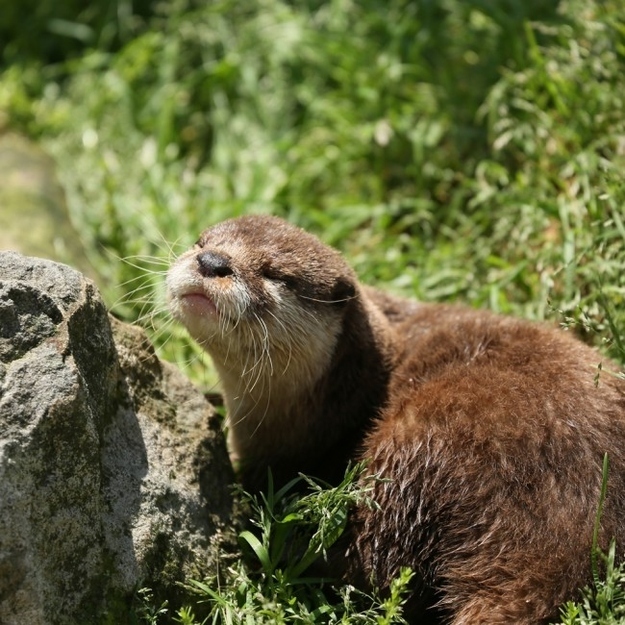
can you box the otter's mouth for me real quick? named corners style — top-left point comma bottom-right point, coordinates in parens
top-left (179, 292), bottom-right (218, 316)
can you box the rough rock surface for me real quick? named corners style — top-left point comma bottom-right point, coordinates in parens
top-left (0, 251), bottom-right (237, 625)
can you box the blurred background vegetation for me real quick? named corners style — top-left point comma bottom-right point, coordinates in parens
top-left (1, 0), bottom-right (624, 383)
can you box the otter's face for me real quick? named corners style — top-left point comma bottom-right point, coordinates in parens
top-left (166, 216), bottom-right (357, 388)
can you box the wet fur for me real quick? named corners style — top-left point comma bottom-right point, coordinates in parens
top-left (167, 215), bottom-right (625, 624)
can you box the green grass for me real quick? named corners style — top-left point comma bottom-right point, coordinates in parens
top-left (134, 466), bottom-right (414, 625)
top-left (2, 0), bottom-right (625, 622)
top-left (556, 456), bottom-right (625, 625)
top-left (131, 462), bottom-right (625, 625)
top-left (184, 467), bottom-right (413, 625)
top-left (557, 541), bottom-right (625, 625)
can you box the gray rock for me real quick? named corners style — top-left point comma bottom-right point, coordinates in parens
top-left (0, 251), bottom-right (237, 624)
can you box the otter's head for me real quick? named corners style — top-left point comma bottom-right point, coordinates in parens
top-left (167, 215), bottom-right (358, 405)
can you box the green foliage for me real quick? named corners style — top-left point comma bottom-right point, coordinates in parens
top-left (183, 467), bottom-right (412, 624)
top-left (0, 0), bottom-right (156, 64)
top-left (2, 1), bottom-right (625, 617)
top-left (237, 466), bottom-right (375, 580)
top-left (135, 587), bottom-right (169, 625)
top-left (557, 541), bottom-right (625, 625)
top-left (2, 0), bottom-right (623, 384)
top-left (133, 467), bottom-right (413, 624)
top-left (1, 0), bottom-right (624, 328)
top-left (554, 456), bottom-right (625, 625)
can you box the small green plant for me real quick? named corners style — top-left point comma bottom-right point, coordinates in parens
top-left (557, 541), bottom-right (625, 625)
top-left (135, 587), bottom-right (169, 625)
top-left (179, 465), bottom-right (413, 624)
top-left (173, 605), bottom-right (199, 625)
top-left (555, 456), bottom-right (625, 625)
top-left (237, 465), bottom-right (375, 581)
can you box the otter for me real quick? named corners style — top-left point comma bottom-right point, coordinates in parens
top-left (167, 214), bottom-right (625, 624)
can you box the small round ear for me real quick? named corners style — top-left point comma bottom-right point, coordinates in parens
top-left (331, 278), bottom-right (356, 305)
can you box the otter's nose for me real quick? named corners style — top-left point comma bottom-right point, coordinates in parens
top-left (197, 251), bottom-right (234, 278)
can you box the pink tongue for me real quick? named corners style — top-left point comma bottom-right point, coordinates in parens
top-left (182, 293), bottom-right (217, 315)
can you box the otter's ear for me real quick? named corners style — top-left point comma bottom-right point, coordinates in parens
top-left (331, 278), bottom-right (356, 305)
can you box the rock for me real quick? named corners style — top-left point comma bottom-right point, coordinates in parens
top-left (0, 132), bottom-right (96, 281)
top-left (0, 251), bottom-right (237, 625)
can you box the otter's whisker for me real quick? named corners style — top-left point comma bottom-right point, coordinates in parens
top-left (266, 309), bottom-right (294, 374)
top-left (299, 294), bottom-right (358, 304)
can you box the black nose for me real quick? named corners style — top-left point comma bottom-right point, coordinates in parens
top-left (197, 251), bottom-right (234, 278)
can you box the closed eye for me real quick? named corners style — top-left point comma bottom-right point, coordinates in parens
top-left (262, 267), bottom-right (297, 289)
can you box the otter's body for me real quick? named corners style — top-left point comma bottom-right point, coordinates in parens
top-left (167, 215), bottom-right (625, 624)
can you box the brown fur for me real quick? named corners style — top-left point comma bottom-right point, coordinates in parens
top-left (167, 215), bottom-right (625, 624)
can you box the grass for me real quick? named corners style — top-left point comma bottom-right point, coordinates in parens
top-left (2, 0), bottom-right (625, 622)
top-left (132, 466), bottom-right (415, 624)
top-left (556, 456), bottom-right (625, 625)
top-left (181, 467), bottom-right (414, 625)
top-left (557, 541), bottom-right (625, 625)
top-left (130, 461), bottom-right (625, 625)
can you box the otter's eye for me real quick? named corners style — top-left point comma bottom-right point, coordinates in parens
top-left (262, 266), bottom-right (297, 289)
top-left (261, 264), bottom-right (279, 280)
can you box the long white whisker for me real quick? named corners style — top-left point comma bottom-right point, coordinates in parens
top-left (266, 309), bottom-right (293, 374)
top-left (298, 294), bottom-right (357, 304)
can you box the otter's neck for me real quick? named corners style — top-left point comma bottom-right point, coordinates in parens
top-left (219, 290), bottom-right (397, 486)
